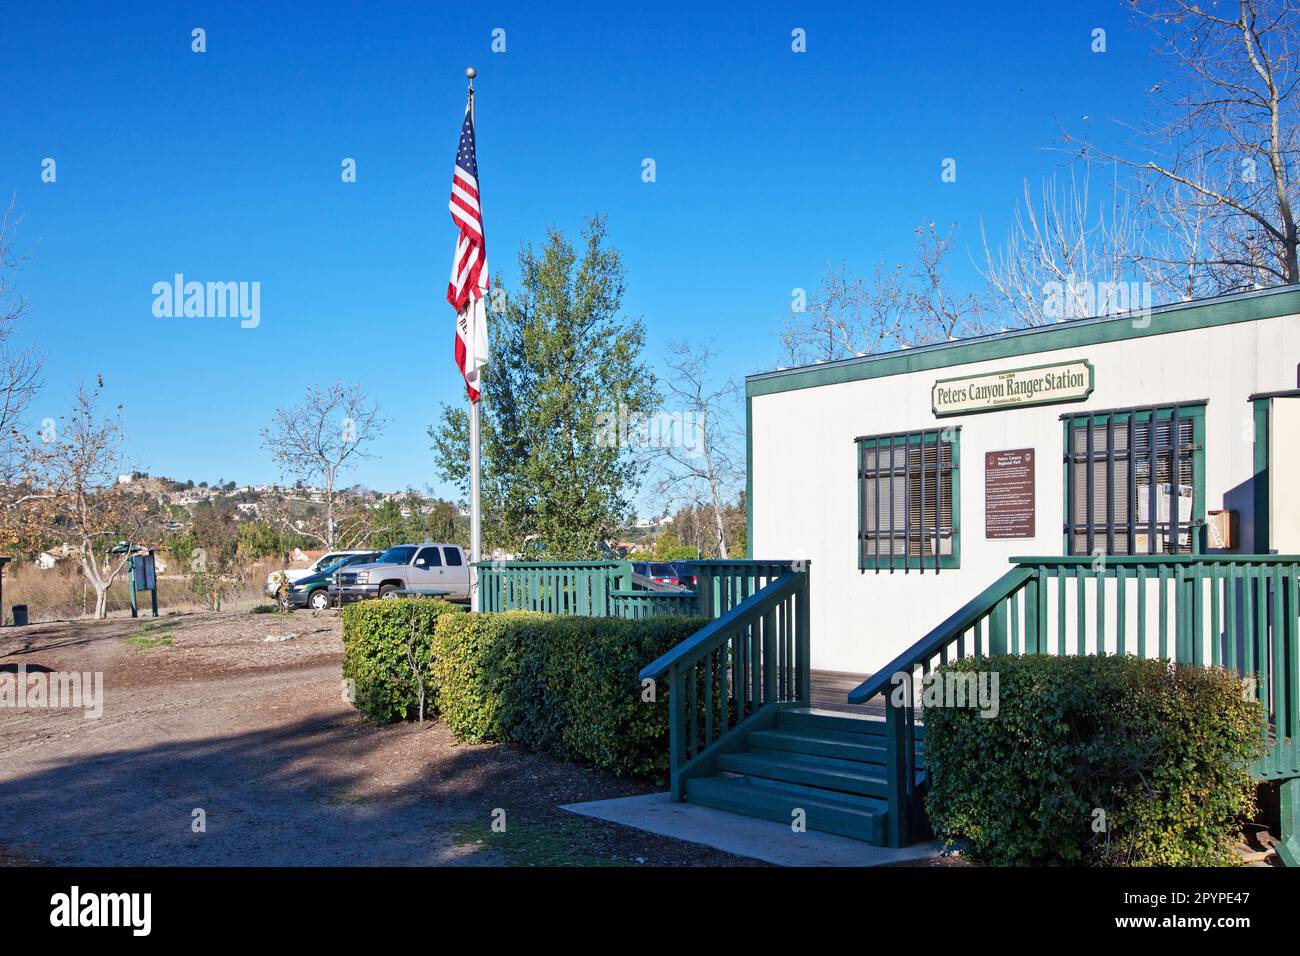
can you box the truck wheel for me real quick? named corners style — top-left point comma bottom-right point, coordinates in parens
top-left (308, 589), bottom-right (331, 611)
top-left (379, 585), bottom-right (400, 599)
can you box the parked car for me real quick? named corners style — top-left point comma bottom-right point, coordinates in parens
top-left (264, 549), bottom-right (376, 597)
top-left (280, 551), bottom-right (380, 610)
top-left (670, 561), bottom-right (698, 588)
top-left (633, 561), bottom-right (688, 587)
top-left (331, 543), bottom-right (470, 603)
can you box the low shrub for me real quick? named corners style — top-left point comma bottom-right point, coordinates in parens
top-left (342, 598), bottom-right (465, 723)
top-left (923, 654), bottom-right (1265, 866)
top-left (432, 612), bottom-right (707, 779)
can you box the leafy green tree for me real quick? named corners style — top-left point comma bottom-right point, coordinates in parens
top-left (369, 498), bottom-right (406, 550)
top-left (431, 215), bottom-right (657, 558)
top-left (420, 498), bottom-right (464, 544)
top-left (237, 519), bottom-right (282, 558)
top-left (651, 530), bottom-right (696, 561)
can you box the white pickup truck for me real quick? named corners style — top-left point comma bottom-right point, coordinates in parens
top-left (331, 543), bottom-right (470, 603)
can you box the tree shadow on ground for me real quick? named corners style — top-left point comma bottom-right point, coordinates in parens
top-left (0, 709), bottom-right (660, 866)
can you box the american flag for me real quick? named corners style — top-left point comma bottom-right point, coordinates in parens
top-left (447, 100), bottom-right (490, 402)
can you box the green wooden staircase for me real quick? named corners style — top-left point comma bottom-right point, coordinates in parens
top-left (640, 556), bottom-right (1300, 862)
top-left (639, 562), bottom-right (929, 847)
top-left (684, 706), bottom-right (924, 845)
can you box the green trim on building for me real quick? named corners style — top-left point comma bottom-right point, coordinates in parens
top-left (1253, 397), bottom-right (1271, 554)
top-left (746, 286), bottom-right (1300, 399)
top-left (746, 285), bottom-right (1300, 562)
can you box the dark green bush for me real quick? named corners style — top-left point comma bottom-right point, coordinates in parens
top-left (432, 612), bottom-right (707, 779)
top-left (924, 654), bottom-right (1265, 866)
top-left (342, 598), bottom-right (464, 723)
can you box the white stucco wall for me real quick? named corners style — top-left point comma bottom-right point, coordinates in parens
top-left (1271, 396), bottom-right (1300, 553)
top-left (750, 308), bottom-right (1300, 675)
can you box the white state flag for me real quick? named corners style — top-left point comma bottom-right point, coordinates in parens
top-left (456, 293), bottom-right (490, 401)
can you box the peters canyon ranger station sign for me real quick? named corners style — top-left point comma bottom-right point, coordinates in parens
top-left (932, 359), bottom-right (1094, 417)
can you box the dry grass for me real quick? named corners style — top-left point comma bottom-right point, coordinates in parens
top-left (1, 555), bottom-right (284, 623)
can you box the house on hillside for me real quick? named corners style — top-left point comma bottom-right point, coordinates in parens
top-left (34, 543), bottom-right (77, 570)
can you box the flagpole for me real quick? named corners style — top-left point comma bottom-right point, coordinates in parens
top-left (466, 66), bottom-right (483, 611)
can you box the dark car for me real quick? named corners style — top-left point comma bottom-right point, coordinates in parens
top-left (669, 561), bottom-right (698, 588)
top-left (282, 551), bottom-right (381, 610)
top-left (634, 561), bottom-right (686, 586)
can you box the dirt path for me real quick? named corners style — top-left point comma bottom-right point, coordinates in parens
top-left (0, 610), bottom-right (760, 866)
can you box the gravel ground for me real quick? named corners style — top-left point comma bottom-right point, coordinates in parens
top-left (0, 609), bottom-right (762, 866)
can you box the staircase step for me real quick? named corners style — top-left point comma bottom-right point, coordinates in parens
top-left (777, 706), bottom-right (926, 739)
top-left (748, 728), bottom-right (923, 764)
top-left (718, 750), bottom-right (889, 798)
top-left (750, 728), bottom-right (886, 763)
top-left (685, 775), bottom-right (887, 844)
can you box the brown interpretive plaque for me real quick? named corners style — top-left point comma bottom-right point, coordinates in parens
top-left (985, 448), bottom-right (1035, 539)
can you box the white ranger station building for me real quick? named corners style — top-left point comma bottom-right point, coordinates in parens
top-left (746, 285), bottom-right (1300, 674)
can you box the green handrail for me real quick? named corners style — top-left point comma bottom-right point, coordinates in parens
top-left (640, 565), bottom-right (811, 799)
top-left (847, 566), bottom-right (1035, 705)
top-left (846, 564), bottom-right (1034, 846)
top-left (848, 553), bottom-right (1300, 848)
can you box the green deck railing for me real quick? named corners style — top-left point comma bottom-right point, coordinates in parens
top-left (692, 561), bottom-right (799, 619)
top-left (474, 561), bottom-right (632, 616)
top-left (474, 558), bottom-right (801, 621)
top-left (639, 564), bottom-right (811, 799)
top-left (847, 555), bottom-right (1300, 854)
top-left (609, 590), bottom-right (698, 619)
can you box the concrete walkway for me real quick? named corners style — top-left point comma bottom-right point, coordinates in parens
top-left (562, 792), bottom-right (944, 867)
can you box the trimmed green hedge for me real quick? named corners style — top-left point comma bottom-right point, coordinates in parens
top-left (924, 654), bottom-right (1265, 866)
top-left (432, 612), bottom-right (707, 779)
top-left (341, 598), bottom-right (465, 723)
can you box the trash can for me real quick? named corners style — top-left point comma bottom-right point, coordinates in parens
top-left (11, 604), bottom-right (28, 626)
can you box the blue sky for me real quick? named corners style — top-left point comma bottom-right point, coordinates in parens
top-left (1, 1), bottom-right (1161, 508)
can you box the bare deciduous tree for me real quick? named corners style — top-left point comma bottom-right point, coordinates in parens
top-left (0, 196), bottom-right (42, 491)
top-left (780, 261), bottom-right (909, 365)
top-left (23, 383), bottom-right (158, 618)
top-left (649, 341), bottom-right (744, 558)
top-left (979, 165), bottom-right (1143, 326)
top-left (781, 223), bottom-right (988, 364)
top-left (260, 382), bottom-right (386, 550)
top-left (1067, 0), bottom-right (1300, 292)
top-left (909, 223), bottom-right (989, 341)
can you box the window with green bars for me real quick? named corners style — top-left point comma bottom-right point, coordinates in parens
top-left (856, 428), bottom-right (960, 571)
top-left (1061, 403), bottom-right (1205, 556)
